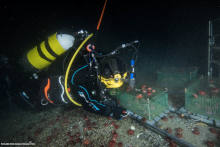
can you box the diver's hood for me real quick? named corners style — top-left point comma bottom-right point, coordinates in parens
top-left (99, 57), bottom-right (127, 88)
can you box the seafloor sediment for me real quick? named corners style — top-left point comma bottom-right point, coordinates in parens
top-left (0, 105), bottom-right (219, 147)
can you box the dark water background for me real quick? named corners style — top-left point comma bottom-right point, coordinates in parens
top-left (0, 1), bottom-right (220, 114)
top-left (1, 1), bottom-right (220, 73)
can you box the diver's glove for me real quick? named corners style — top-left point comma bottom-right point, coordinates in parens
top-left (110, 106), bottom-right (127, 120)
top-left (102, 98), bottom-right (126, 120)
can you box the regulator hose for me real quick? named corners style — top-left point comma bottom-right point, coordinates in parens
top-left (64, 33), bottom-right (94, 106)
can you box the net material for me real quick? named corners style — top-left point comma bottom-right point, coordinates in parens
top-left (157, 67), bottom-right (198, 89)
top-left (185, 78), bottom-right (220, 121)
top-left (116, 89), bottom-right (169, 121)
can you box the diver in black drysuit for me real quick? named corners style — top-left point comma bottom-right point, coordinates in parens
top-left (0, 31), bottom-right (138, 120)
top-left (66, 54), bottom-right (127, 119)
top-left (38, 39), bottom-right (130, 120)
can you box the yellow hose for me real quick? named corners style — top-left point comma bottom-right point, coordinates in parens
top-left (64, 33), bottom-right (94, 106)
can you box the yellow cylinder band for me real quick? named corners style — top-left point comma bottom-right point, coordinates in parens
top-left (48, 33), bottom-right (66, 55)
top-left (40, 41), bottom-right (56, 61)
top-left (26, 32), bottom-right (67, 70)
top-left (27, 46), bottom-right (51, 70)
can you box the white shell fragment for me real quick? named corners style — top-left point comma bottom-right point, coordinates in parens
top-left (130, 125), bottom-right (135, 131)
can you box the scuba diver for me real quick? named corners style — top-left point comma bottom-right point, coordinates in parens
top-left (1, 29), bottom-right (139, 120)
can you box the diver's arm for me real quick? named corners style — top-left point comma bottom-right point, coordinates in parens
top-left (71, 85), bottom-right (126, 120)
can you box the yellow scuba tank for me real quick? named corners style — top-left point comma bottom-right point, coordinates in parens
top-left (26, 32), bottom-right (75, 70)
